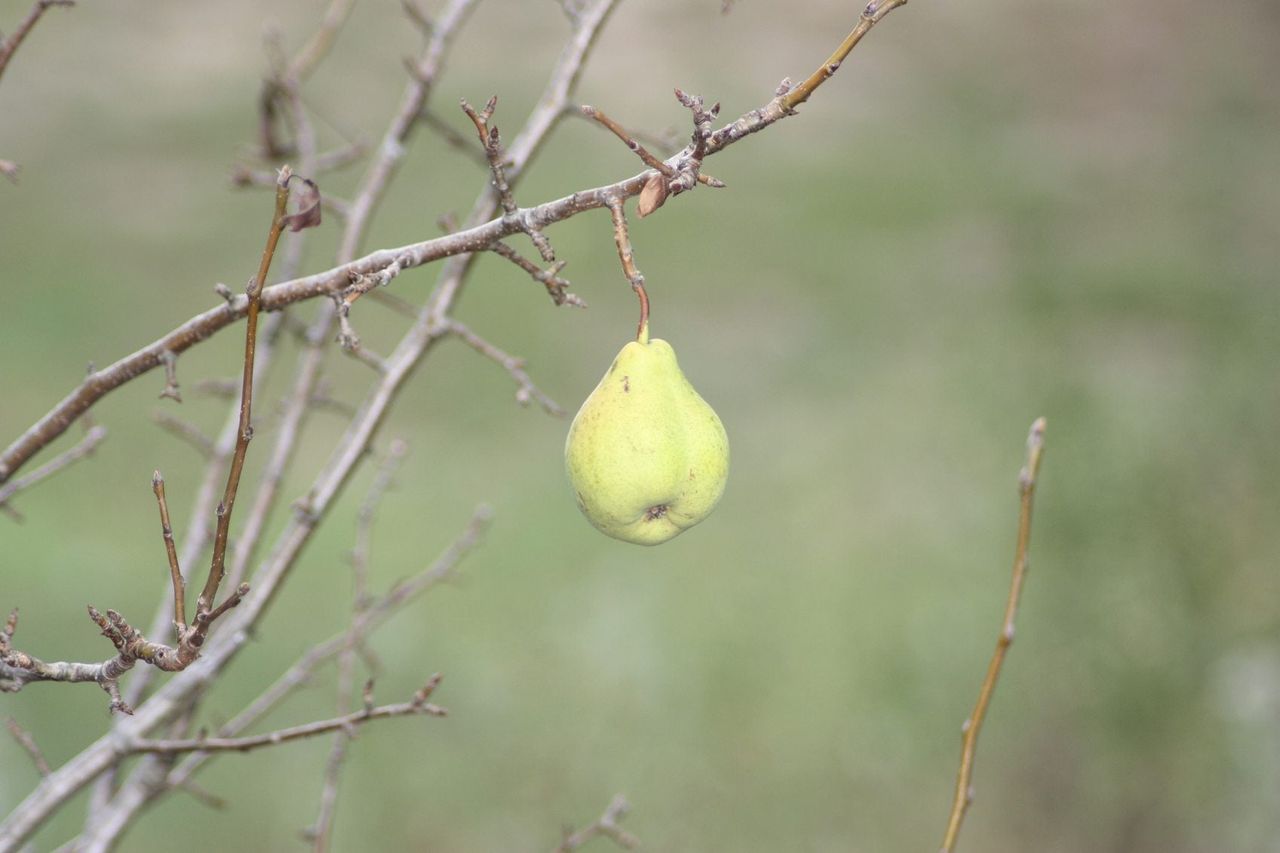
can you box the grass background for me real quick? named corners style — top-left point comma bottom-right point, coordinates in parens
top-left (2, 0), bottom-right (1278, 850)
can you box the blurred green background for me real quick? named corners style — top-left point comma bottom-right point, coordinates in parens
top-left (2, 0), bottom-right (1278, 850)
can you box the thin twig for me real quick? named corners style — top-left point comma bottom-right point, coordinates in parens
top-left (286, 0), bottom-right (356, 83)
top-left (460, 96), bottom-right (515, 216)
top-left (0, 423), bottom-right (106, 521)
top-left (581, 105), bottom-right (673, 175)
top-left (198, 167), bottom-right (293, 615)
top-left (448, 320), bottom-right (564, 415)
top-left (130, 678), bottom-right (445, 756)
top-left (460, 96), bottom-right (556, 262)
top-left (420, 109), bottom-right (487, 164)
top-left (939, 417), bottom-right (1047, 853)
top-left (489, 241), bottom-right (582, 307)
top-left (556, 795), bottom-right (639, 851)
top-left (781, 0), bottom-right (909, 111)
top-left (6, 717), bottom-right (51, 776)
top-left (0, 0), bottom-right (74, 86)
top-left (151, 412), bottom-right (215, 459)
top-left (151, 472), bottom-right (186, 632)
top-left (307, 439), bottom-right (410, 851)
top-left (157, 350), bottom-right (182, 402)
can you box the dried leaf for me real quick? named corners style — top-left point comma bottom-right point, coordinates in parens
top-left (636, 172), bottom-right (668, 218)
top-left (283, 177), bottom-right (322, 232)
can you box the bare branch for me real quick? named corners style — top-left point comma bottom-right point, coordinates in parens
top-left (130, 677), bottom-right (445, 756)
top-left (0, 423), bottom-right (106, 522)
top-left (0, 0), bottom-right (903, 487)
top-left (448, 320), bottom-right (564, 415)
top-left (0, 0), bottom-right (74, 87)
top-left (0, 0), bottom-right (75, 183)
top-left (782, 0), bottom-right (908, 111)
top-left (667, 88), bottom-right (722, 194)
top-left (0, 0), bottom-right (915, 843)
top-left (581, 97), bottom-right (722, 217)
top-left (153, 350), bottom-right (182, 402)
top-left (461, 96), bottom-right (556, 262)
top-left (940, 417), bottom-right (1047, 853)
top-left (6, 717), bottom-right (51, 777)
top-left (286, 0), bottom-right (355, 83)
top-left (420, 108), bottom-right (487, 164)
top-left (306, 439), bottom-right (410, 851)
top-left (151, 472), bottom-right (186, 632)
top-left (0, 173), bottom-right (292, 711)
top-left (86, 507), bottom-right (491, 846)
top-left (556, 795), bottom-right (639, 852)
top-left (332, 257), bottom-right (406, 365)
top-left (581, 104), bottom-right (673, 176)
top-left (198, 167), bottom-right (293, 615)
top-left (151, 412), bottom-right (215, 459)
top-left (489, 241), bottom-right (582, 307)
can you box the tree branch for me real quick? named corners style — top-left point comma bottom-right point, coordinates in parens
top-left (151, 472), bottom-right (186, 632)
top-left (447, 320), bottom-right (564, 415)
top-left (0, 423), bottom-right (105, 522)
top-left (0, 0), bottom-right (74, 87)
top-left (939, 417), bottom-right (1047, 853)
top-left (555, 794), bottom-right (639, 852)
top-left (80, 506), bottom-right (491, 850)
top-left (0, 0), bottom-right (906, 486)
top-left (198, 167), bottom-right (292, 614)
top-left (0, 1), bottom-right (911, 845)
top-left (306, 440), bottom-right (410, 851)
top-left (488, 241), bottom-right (582, 307)
top-left (6, 717), bottom-right (51, 777)
top-left (129, 676), bottom-right (445, 756)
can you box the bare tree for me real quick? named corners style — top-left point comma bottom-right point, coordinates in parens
top-left (0, 2), bottom-right (1044, 851)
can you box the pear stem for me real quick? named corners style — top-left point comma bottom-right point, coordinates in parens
top-left (606, 195), bottom-right (650, 344)
top-left (635, 283), bottom-right (649, 344)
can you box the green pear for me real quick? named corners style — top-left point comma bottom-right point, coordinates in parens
top-left (565, 322), bottom-right (729, 545)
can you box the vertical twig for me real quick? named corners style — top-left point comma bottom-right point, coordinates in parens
top-left (307, 440), bottom-right (406, 850)
top-left (939, 417), bottom-right (1047, 853)
top-left (151, 472), bottom-right (185, 632)
top-left (197, 167), bottom-right (293, 616)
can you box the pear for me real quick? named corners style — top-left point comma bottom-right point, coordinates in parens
top-left (565, 323), bottom-right (729, 545)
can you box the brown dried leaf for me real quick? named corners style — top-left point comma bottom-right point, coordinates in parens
top-left (636, 172), bottom-right (668, 218)
top-left (283, 177), bottom-right (322, 232)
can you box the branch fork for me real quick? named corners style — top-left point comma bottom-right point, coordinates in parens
top-left (0, 167), bottom-right (307, 712)
top-left (460, 96), bottom-right (556, 262)
top-left (583, 88), bottom-right (726, 218)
